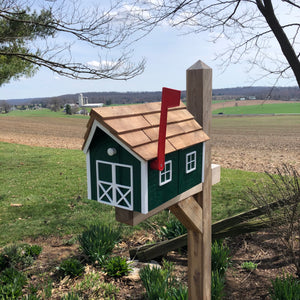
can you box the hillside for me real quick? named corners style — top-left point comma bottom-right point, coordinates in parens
top-left (212, 86), bottom-right (300, 100)
top-left (3, 86), bottom-right (300, 105)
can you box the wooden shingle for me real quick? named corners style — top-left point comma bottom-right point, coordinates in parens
top-left (82, 101), bottom-right (209, 160)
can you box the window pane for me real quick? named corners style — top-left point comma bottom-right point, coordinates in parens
top-left (186, 151), bottom-right (196, 173)
top-left (159, 160), bottom-right (172, 186)
top-left (97, 161), bottom-right (112, 182)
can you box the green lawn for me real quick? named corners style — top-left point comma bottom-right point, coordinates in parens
top-left (0, 142), bottom-right (117, 246)
top-left (0, 142), bottom-right (266, 246)
top-left (213, 102), bottom-right (300, 115)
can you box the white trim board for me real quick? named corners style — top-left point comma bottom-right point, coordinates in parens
top-left (202, 142), bottom-right (206, 183)
top-left (86, 150), bottom-right (92, 199)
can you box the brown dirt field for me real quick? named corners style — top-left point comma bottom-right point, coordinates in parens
top-left (211, 115), bottom-right (300, 173)
top-left (1, 112), bottom-right (299, 173)
top-left (0, 116), bottom-right (85, 149)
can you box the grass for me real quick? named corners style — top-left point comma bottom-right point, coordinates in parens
top-left (0, 141), bottom-right (266, 246)
top-left (1, 108), bottom-right (89, 119)
top-left (0, 142), bottom-right (118, 246)
top-left (211, 168), bottom-right (265, 222)
top-left (212, 102), bottom-right (300, 115)
top-left (241, 261), bottom-right (258, 271)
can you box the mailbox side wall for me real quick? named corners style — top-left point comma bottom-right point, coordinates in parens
top-left (148, 151), bottom-right (179, 211)
top-left (178, 143), bottom-right (203, 194)
top-left (147, 143), bottom-right (203, 211)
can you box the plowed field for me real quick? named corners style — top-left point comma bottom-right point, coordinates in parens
top-left (0, 113), bottom-right (299, 173)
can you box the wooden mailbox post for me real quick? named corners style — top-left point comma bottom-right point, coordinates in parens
top-left (174, 60), bottom-right (212, 300)
top-left (83, 60), bottom-right (216, 300)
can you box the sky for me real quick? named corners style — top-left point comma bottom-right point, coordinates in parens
top-left (0, 1), bottom-right (298, 100)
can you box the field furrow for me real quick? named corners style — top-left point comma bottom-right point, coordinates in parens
top-left (1, 114), bottom-right (299, 173)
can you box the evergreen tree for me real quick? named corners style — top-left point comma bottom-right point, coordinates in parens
top-left (0, 7), bottom-right (55, 86)
top-left (65, 104), bottom-right (72, 115)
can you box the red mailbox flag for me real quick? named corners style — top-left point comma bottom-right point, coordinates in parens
top-left (150, 87), bottom-right (181, 171)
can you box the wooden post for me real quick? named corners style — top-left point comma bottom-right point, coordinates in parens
top-left (186, 60), bottom-right (212, 300)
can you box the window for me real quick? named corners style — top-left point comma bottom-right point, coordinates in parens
top-left (186, 151), bottom-right (197, 173)
top-left (159, 160), bottom-right (172, 186)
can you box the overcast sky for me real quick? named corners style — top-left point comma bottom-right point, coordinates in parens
top-left (1, 2), bottom-right (298, 100)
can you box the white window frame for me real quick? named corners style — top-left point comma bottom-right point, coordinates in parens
top-left (159, 160), bottom-right (172, 186)
top-left (186, 151), bottom-right (197, 174)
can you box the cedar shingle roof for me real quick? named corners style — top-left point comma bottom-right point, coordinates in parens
top-left (82, 101), bottom-right (209, 161)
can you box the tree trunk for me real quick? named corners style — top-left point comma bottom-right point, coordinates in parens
top-left (256, 0), bottom-right (300, 87)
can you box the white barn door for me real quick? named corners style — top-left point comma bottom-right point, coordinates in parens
top-left (96, 160), bottom-right (133, 210)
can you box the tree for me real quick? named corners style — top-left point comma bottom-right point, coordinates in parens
top-left (122, 0), bottom-right (300, 87)
top-left (0, 0), bottom-right (145, 86)
top-left (49, 97), bottom-right (61, 112)
top-left (0, 100), bottom-right (10, 113)
top-left (0, 6), bottom-right (55, 85)
top-left (65, 104), bottom-right (72, 115)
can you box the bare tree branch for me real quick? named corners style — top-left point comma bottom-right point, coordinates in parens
top-left (0, 50), bottom-right (145, 80)
top-left (0, 0), bottom-right (145, 84)
top-left (120, 0), bottom-right (300, 87)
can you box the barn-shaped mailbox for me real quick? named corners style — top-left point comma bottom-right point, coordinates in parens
top-left (82, 89), bottom-right (209, 214)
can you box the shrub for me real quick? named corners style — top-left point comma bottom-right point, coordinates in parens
top-left (24, 281), bottom-right (52, 299)
top-left (0, 253), bottom-right (10, 272)
top-left (61, 292), bottom-right (80, 300)
top-left (139, 260), bottom-right (187, 300)
top-left (0, 267), bottom-right (27, 299)
top-left (104, 256), bottom-right (132, 277)
top-left (22, 295), bottom-right (42, 300)
top-left (78, 224), bottom-right (120, 265)
top-left (41, 280), bottom-right (53, 299)
top-left (211, 240), bottom-right (231, 276)
top-left (211, 270), bottom-right (225, 300)
top-left (0, 244), bottom-right (33, 269)
top-left (247, 164), bottom-right (300, 277)
top-left (269, 273), bottom-right (300, 300)
top-left (24, 245), bottom-right (42, 259)
top-left (169, 284), bottom-right (188, 300)
top-left (0, 244), bottom-right (42, 270)
top-left (140, 264), bottom-right (169, 299)
top-left (75, 272), bottom-right (101, 292)
top-left (75, 272), bottom-right (119, 298)
top-left (58, 258), bottom-right (84, 278)
top-left (241, 261), bottom-right (258, 271)
top-left (159, 218), bottom-right (187, 240)
top-left (211, 240), bottom-right (231, 300)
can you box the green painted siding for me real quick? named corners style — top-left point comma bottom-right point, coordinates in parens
top-left (148, 144), bottom-right (203, 211)
top-left (178, 144), bottom-right (203, 194)
top-left (89, 128), bottom-right (141, 212)
top-left (148, 151), bottom-right (179, 211)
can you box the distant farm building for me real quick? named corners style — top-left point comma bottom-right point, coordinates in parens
top-left (78, 94), bottom-right (104, 108)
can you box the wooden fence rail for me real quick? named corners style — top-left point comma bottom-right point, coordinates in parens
top-left (129, 199), bottom-right (286, 262)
